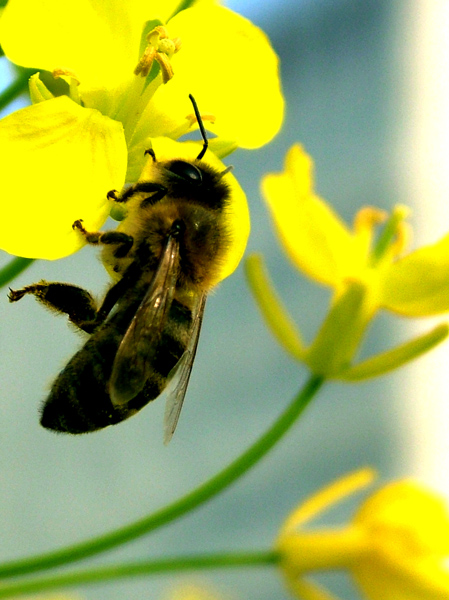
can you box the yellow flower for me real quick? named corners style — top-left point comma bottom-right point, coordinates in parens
top-left (276, 469), bottom-right (449, 600)
top-left (164, 583), bottom-right (225, 600)
top-left (0, 0), bottom-right (283, 266)
top-left (18, 596), bottom-right (79, 600)
top-left (246, 144), bottom-right (449, 379)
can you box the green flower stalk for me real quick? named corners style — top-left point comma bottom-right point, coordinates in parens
top-left (0, 0), bottom-right (284, 260)
top-left (246, 144), bottom-right (449, 380)
top-left (277, 469), bottom-right (449, 600)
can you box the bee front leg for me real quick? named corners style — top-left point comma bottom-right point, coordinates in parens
top-left (108, 181), bottom-right (167, 205)
top-left (8, 282), bottom-right (99, 333)
top-left (72, 220), bottom-right (134, 258)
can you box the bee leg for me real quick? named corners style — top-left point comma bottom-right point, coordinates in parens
top-left (77, 255), bottom-right (143, 330)
top-left (107, 182), bottom-right (167, 204)
top-left (72, 220), bottom-right (134, 258)
top-left (93, 264), bottom-right (140, 325)
top-left (144, 147), bottom-right (156, 161)
top-left (8, 281), bottom-right (99, 333)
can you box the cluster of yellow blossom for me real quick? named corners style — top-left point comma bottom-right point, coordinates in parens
top-left (277, 469), bottom-right (449, 600)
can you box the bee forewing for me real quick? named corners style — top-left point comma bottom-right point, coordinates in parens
top-left (163, 293), bottom-right (207, 444)
top-left (110, 235), bottom-right (180, 407)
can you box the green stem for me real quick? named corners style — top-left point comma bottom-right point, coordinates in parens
top-left (0, 69), bottom-right (34, 113)
top-left (0, 257), bottom-right (34, 289)
top-left (0, 551), bottom-right (279, 598)
top-left (0, 374), bottom-right (324, 578)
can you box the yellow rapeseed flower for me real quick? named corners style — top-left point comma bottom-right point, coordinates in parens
top-left (277, 469), bottom-right (449, 600)
top-left (246, 144), bottom-right (449, 380)
top-left (0, 0), bottom-right (284, 266)
top-left (164, 583), bottom-right (225, 600)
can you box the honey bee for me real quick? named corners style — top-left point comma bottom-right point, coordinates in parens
top-left (9, 95), bottom-right (233, 442)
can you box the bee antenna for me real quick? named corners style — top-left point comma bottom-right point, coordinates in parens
top-left (189, 94), bottom-right (208, 161)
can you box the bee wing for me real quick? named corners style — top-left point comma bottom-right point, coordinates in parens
top-left (163, 293), bottom-right (207, 444)
top-left (109, 235), bottom-right (180, 406)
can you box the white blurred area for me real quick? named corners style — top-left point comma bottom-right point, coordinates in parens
top-left (394, 2), bottom-right (449, 491)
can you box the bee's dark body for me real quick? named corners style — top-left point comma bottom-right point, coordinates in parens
top-left (42, 285), bottom-right (194, 434)
top-left (10, 146), bottom-right (232, 439)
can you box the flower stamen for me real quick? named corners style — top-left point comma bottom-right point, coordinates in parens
top-left (165, 112), bottom-right (217, 141)
top-left (370, 204), bottom-right (410, 266)
top-left (134, 26), bottom-right (182, 83)
top-left (353, 207), bottom-right (388, 237)
top-left (389, 220), bottom-right (411, 259)
top-left (186, 112), bottom-right (216, 128)
top-left (353, 206), bottom-right (388, 260)
top-left (52, 68), bottom-right (80, 85)
top-left (51, 68), bottom-right (82, 103)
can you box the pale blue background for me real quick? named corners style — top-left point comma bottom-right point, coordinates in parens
top-left (0, 1), bottom-right (411, 599)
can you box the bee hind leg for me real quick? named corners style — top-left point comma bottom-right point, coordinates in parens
top-left (8, 281), bottom-right (99, 333)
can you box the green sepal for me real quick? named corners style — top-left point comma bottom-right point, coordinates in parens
top-left (338, 323), bottom-right (449, 381)
top-left (28, 72), bottom-right (55, 103)
top-left (245, 253), bottom-right (305, 361)
top-left (304, 281), bottom-right (372, 377)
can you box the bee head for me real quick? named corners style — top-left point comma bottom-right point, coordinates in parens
top-left (138, 95), bottom-right (232, 210)
top-left (165, 160), bottom-right (203, 184)
top-left (159, 158), bottom-right (230, 211)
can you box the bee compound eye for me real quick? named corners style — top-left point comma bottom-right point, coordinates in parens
top-left (167, 160), bottom-right (202, 183)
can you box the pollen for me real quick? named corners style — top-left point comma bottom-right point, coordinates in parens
top-left (51, 68), bottom-right (82, 103)
top-left (52, 68), bottom-right (81, 85)
top-left (390, 220), bottom-right (412, 258)
top-left (186, 112), bottom-right (216, 127)
top-left (134, 26), bottom-right (182, 84)
top-left (165, 111), bottom-right (217, 141)
top-left (353, 206), bottom-right (388, 236)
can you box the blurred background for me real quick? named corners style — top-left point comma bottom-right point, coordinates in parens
top-left (1, 1), bottom-right (448, 599)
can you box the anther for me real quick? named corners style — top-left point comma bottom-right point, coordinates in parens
top-left (134, 26), bottom-right (181, 83)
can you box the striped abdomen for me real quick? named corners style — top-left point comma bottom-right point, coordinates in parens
top-left (40, 296), bottom-right (193, 434)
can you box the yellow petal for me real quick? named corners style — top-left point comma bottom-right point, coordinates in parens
top-left (354, 480), bottom-right (449, 554)
top-left (134, 5), bottom-right (284, 149)
top-left (287, 577), bottom-right (342, 600)
top-left (0, 0), bottom-right (158, 113)
top-left (262, 145), bottom-right (362, 287)
top-left (167, 583), bottom-right (225, 600)
top-left (353, 560), bottom-right (449, 600)
top-left (379, 232), bottom-right (449, 316)
top-left (279, 468), bottom-right (376, 533)
top-left (0, 96), bottom-right (127, 259)
top-left (353, 480), bottom-right (449, 599)
top-left (128, 137), bottom-right (249, 284)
